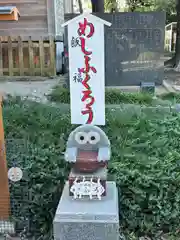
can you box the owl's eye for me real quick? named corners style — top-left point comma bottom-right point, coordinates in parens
top-left (75, 132), bottom-right (88, 144)
top-left (87, 131), bottom-right (100, 144)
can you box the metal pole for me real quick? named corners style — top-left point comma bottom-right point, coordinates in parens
top-left (170, 23), bottom-right (173, 52)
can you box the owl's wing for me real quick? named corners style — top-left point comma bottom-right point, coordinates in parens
top-left (65, 147), bottom-right (77, 162)
top-left (97, 147), bottom-right (110, 162)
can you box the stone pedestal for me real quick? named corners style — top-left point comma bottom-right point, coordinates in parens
top-left (53, 181), bottom-right (119, 240)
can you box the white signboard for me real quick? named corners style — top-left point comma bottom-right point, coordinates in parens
top-left (62, 14), bottom-right (111, 125)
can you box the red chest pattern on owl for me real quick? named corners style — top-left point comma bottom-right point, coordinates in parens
top-left (74, 150), bottom-right (107, 173)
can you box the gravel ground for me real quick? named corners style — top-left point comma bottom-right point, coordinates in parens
top-left (0, 78), bottom-right (64, 103)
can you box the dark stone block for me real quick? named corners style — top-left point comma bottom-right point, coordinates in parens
top-left (140, 81), bottom-right (155, 94)
top-left (64, 12), bottom-right (165, 86)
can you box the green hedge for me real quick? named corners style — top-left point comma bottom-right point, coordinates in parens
top-left (48, 85), bottom-right (180, 106)
top-left (3, 97), bottom-right (180, 239)
top-left (48, 85), bottom-right (155, 105)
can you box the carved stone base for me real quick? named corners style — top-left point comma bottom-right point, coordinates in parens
top-left (53, 181), bottom-right (119, 240)
top-left (68, 167), bottom-right (107, 198)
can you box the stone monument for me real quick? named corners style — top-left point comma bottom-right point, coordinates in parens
top-left (53, 13), bottom-right (119, 240)
top-left (66, 124), bottom-right (110, 199)
top-left (53, 125), bottom-right (119, 240)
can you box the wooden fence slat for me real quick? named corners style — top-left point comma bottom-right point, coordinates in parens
top-left (1, 42), bottom-right (51, 48)
top-left (0, 35), bottom-right (57, 77)
top-left (18, 36), bottom-right (24, 76)
top-left (39, 38), bottom-right (44, 76)
top-left (28, 37), bottom-right (34, 76)
top-left (0, 39), bottom-right (3, 76)
top-left (8, 36), bottom-right (13, 76)
top-left (49, 36), bottom-right (56, 76)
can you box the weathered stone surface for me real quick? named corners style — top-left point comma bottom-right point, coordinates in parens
top-left (53, 181), bottom-right (119, 240)
top-left (54, 0), bottom-right (64, 37)
top-left (64, 12), bottom-right (165, 86)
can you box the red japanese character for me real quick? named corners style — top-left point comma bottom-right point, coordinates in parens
top-left (80, 37), bottom-right (92, 55)
top-left (78, 56), bottom-right (97, 74)
top-left (81, 74), bottom-right (90, 89)
top-left (81, 90), bottom-right (95, 124)
top-left (85, 56), bottom-right (97, 73)
top-left (81, 106), bottom-right (93, 124)
top-left (81, 90), bottom-right (95, 107)
top-left (78, 18), bottom-right (95, 38)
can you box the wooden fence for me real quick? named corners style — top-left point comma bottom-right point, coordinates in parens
top-left (0, 36), bottom-right (56, 77)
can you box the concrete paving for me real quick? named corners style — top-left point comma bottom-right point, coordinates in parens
top-left (0, 78), bottom-right (62, 103)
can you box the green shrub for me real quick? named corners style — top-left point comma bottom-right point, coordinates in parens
top-left (48, 85), bottom-right (180, 106)
top-left (3, 97), bottom-right (180, 238)
top-left (48, 86), bottom-right (70, 103)
top-left (48, 85), bottom-right (154, 105)
top-left (105, 89), bottom-right (153, 104)
top-left (161, 92), bottom-right (180, 103)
